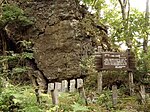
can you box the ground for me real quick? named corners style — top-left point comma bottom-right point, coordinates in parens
top-left (0, 84), bottom-right (150, 112)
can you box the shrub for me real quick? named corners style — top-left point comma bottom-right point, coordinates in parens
top-left (0, 93), bottom-right (22, 112)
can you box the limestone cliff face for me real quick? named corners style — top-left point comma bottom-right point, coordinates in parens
top-left (6, 0), bottom-right (110, 82)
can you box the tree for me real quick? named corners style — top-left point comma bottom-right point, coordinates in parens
top-left (143, 0), bottom-right (149, 53)
top-left (140, 0), bottom-right (150, 84)
top-left (83, 0), bottom-right (150, 86)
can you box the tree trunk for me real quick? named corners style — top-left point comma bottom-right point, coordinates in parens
top-left (142, 0), bottom-right (149, 81)
top-left (143, 0), bottom-right (149, 53)
top-left (118, 0), bottom-right (131, 48)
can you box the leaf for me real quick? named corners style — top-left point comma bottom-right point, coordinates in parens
top-left (13, 98), bottom-right (22, 104)
top-left (71, 102), bottom-right (89, 112)
top-left (12, 67), bottom-right (27, 74)
top-left (22, 52), bottom-right (34, 59)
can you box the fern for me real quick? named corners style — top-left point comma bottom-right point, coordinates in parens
top-left (71, 102), bottom-right (89, 112)
top-left (12, 67), bottom-right (28, 74)
top-left (0, 3), bottom-right (33, 26)
top-left (2, 4), bottom-right (24, 21)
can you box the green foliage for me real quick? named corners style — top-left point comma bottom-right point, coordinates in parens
top-left (0, 2), bottom-right (33, 79)
top-left (0, 0), bottom-right (149, 111)
top-left (22, 52), bottom-right (34, 60)
top-left (0, 54), bottom-right (19, 64)
top-left (46, 105), bottom-right (59, 112)
top-left (97, 90), bottom-right (113, 110)
top-left (0, 84), bottom-right (150, 111)
top-left (83, 0), bottom-right (148, 52)
top-left (0, 85), bottom-right (47, 112)
top-left (82, 0), bottom-right (105, 10)
top-left (0, 87), bottom-right (22, 112)
top-left (71, 102), bottom-right (89, 112)
top-left (83, 0), bottom-right (150, 87)
top-left (12, 67), bottom-right (28, 74)
top-left (0, 51), bottom-right (33, 63)
top-left (0, 3), bottom-right (33, 82)
top-left (0, 49), bottom-right (33, 84)
top-left (0, 51), bottom-right (33, 76)
top-left (19, 40), bottom-right (33, 51)
top-left (0, 78), bottom-right (2, 94)
top-left (2, 4), bottom-right (24, 21)
top-left (138, 52), bottom-right (150, 73)
top-left (0, 3), bottom-right (33, 27)
top-left (0, 86), bottom-right (90, 112)
top-left (135, 47), bottom-right (150, 84)
top-left (136, 102), bottom-right (150, 112)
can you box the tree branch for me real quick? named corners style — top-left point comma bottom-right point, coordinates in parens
top-left (118, 0), bottom-right (126, 20)
top-left (123, 0), bottom-right (127, 7)
top-left (118, 0), bottom-right (123, 8)
top-left (127, 0), bottom-right (130, 23)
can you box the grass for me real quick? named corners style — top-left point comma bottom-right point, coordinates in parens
top-left (0, 84), bottom-right (150, 112)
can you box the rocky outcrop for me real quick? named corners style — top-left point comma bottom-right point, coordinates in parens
top-left (5, 0), bottom-right (111, 82)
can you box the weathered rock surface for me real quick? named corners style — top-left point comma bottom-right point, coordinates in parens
top-left (5, 0), bottom-right (111, 82)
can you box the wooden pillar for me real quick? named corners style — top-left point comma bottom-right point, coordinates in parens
top-left (55, 82), bottom-right (61, 92)
top-left (128, 72), bottom-right (134, 96)
top-left (96, 46), bottom-right (103, 93)
top-left (127, 48), bottom-right (134, 96)
top-left (78, 87), bottom-right (88, 105)
top-left (48, 83), bottom-right (59, 105)
top-left (77, 79), bottom-right (88, 105)
top-left (61, 80), bottom-right (68, 92)
top-left (97, 72), bottom-right (102, 93)
top-left (112, 85), bottom-right (118, 106)
top-left (77, 79), bottom-right (83, 89)
top-left (70, 79), bottom-right (75, 92)
top-left (140, 85), bottom-right (146, 104)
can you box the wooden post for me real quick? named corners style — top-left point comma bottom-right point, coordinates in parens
top-left (97, 72), bottom-right (102, 93)
top-left (97, 46), bottom-right (103, 94)
top-left (78, 86), bottom-right (88, 105)
top-left (112, 85), bottom-right (118, 106)
top-left (77, 79), bottom-right (83, 88)
top-left (61, 80), bottom-right (67, 92)
top-left (70, 79), bottom-right (75, 92)
top-left (77, 79), bottom-right (88, 105)
top-left (48, 83), bottom-right (59, 105)
top-left (140, 85), bottom-right (146, 104)
top-left (51, 89), bottom-right (59, 105)
top-left (127, 48), bottom-right (134, 96)
top-left (128, 72), bottom-right (134, 96)
top-left (55, 82), bottom-right (61, 92)
top-left (70, 80), bottom-right (74, 92)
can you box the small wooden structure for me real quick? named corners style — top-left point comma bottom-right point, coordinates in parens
top-left (94, 46), bottom-right (136, 105)
top-left (94, 47), bottom-right (135, 72)
top-left (47, 79), bottom-right (85, 105)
